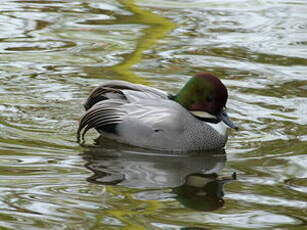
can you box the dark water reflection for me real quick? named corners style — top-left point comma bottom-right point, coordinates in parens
top-left (84, 143), bottom-right (226, 188)
top-left (0, 0), bottom-right (307, 229)
top-left (84, 145), bottom-right (233, 211)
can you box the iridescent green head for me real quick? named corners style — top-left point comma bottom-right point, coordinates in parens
top-left (174, 73), bottom-right (237, 129)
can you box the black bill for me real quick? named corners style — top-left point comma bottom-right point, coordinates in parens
top-left (217, 109), bottom-right (238, 130)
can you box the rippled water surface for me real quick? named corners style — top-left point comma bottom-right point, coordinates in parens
top-left (0, 0), bottom-right (306, 229)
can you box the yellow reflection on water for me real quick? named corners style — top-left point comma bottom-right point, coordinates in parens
top-left (110, 0), bottom-right (176, 84)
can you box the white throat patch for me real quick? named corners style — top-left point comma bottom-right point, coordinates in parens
top-left (190, 111), bottom-right (217, 119)
top-left (191, 111), bottom-right (227, 136)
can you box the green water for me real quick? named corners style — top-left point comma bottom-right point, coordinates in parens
top-left (0, 0), bottom-right (306, 229)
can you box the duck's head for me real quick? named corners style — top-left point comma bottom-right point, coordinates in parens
top-left (174, 72), bottom-right (237, 129)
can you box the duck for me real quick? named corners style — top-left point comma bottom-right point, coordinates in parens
top-left (77, 72), bottom-right (237, 151)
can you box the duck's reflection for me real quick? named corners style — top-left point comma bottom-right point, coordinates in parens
top-left (174, 172), bottom-right (236, 211)
top-left (82, 140), bottom-right (235, 211)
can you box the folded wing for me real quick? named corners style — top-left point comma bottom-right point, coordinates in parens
top-left (78, 80), bottom-right (174, 143)
top-left (83, 80), bottom-right (169, 110)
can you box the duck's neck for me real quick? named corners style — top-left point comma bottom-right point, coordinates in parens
top-left (171, 82), bottom-right (195, 109)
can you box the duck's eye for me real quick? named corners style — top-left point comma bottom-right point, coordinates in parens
top-left (207, 95), bottom-right (214, 102)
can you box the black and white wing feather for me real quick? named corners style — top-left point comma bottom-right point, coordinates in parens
top-left (83, 80), bottom-right (169, 110)
top-left (77, 100), bottom-right (126, 142)
top-left (78, 80), bottom-right (171, 143)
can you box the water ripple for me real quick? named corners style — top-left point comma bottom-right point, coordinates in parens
top-left (0, 0), bottom-right (306, 229)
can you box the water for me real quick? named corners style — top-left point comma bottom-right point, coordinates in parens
top-left (0, 0), bottom-right (306, 229)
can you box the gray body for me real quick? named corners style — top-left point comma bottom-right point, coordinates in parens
top-left (78, 80), bottom-right (228, 151)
